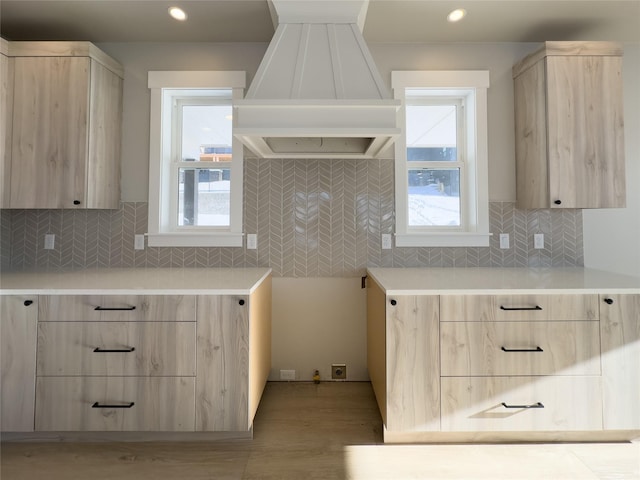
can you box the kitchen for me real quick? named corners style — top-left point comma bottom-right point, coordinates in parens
top-left (1, 0), bottom-right (639, 478)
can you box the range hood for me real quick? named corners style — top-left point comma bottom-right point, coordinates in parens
top-left (234, 0), bottom-right (400, 159)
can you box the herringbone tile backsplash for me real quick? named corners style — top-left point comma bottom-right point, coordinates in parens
top-left (1, 158), bottom-right (583, 275)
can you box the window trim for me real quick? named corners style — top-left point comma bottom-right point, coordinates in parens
top-left (147, 71), bottom-right (245, 247)
top-left (392, 71), bottom-right (490, 247)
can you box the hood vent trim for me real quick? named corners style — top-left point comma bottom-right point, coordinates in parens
top-left (234, 1), bottom-right (400, 159)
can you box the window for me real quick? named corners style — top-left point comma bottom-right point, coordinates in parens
top-left (392, 71), bottom-right (490, 247)
top-left (147, 72), bottom-right (245, 247)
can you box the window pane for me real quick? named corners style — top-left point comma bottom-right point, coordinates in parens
top-left (181, 105), bottom-right (232, 162)
top-left (408, 168), bottom-right (460, 226)
top-left (178, 168), bottom-right (230, 226)
top-left (406, 104), bottom-right (457, 162)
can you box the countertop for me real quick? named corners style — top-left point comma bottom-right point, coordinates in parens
top-left (367, 267), bottom-right (640, 295)
top-left (0, 268), bottom-right (272, 295)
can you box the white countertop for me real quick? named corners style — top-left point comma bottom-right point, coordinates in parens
top-left (0, 268), bottom-right (272, 295)
top-left (367, 267), bottom-right (640, 295)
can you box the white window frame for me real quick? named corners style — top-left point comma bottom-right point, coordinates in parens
top-left (392, 71), bottom-right (490, 247)
top-left (147, 71), bottom-right (245, 247)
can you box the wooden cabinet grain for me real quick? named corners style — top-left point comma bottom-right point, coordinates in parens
top-left (0, 39), bottom-right (13, 208)
top-left (6, 42), bottom-right (123, 209)
top-left (599, 294), bottom-right (640, 429)
top-left (0, 295), bottom-right (37, 432)
top-left (513, 41), bottom-right (625, 209)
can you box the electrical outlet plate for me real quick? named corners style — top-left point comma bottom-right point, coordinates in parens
top-left (534, 233), bottom-right (544, 249)
top-left (381, 234), bottom-right (392, 250)
top-left (44, 234), bottom-right (55, 250)
top-left (499, 233), bottom-right (510, 249)
top-left (331, 364), bottom-right (346, 380)
top-left (280, 369), bottom-right (295, 381)
top-left (134, 234), bottom-right (145, 250)
top-left (247, 234), bottom-right (257, 250)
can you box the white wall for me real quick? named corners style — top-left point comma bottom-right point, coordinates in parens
top-left (98, 41), bottom-right (640, 381)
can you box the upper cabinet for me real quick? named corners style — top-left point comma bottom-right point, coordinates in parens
top-left (0, 39), bottom-right (13, 207)
top-left (513, 41), bottom-right (625, 209)
top-left (3, 42), bottom-right (123, 209)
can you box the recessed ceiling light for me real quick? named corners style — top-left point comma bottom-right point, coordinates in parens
top-left (447, 8), bottom-right (466, 23)
top-left (168, 6), bottom-right (188, 21)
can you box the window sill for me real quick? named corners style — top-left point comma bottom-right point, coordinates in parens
top-left (147, 232), bottom-right (244, 248)
top-left (395, 232), bottom-right (491, 248)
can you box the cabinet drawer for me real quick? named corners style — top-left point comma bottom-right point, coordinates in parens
top-left (37, 322), bottom-right (196, 376)
top-left (440, 294), bottom-right (598, 322)
top-left (35, 377), bottom-right (195, 431)
top-left (441, 376), bottom-right (602, 432)
top-left (441, 321), bottom-right (601, 376)
top-left (39, 295), bottom-right (196, 322)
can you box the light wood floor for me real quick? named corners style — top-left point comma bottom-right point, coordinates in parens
top-left (1, 382), bottom-right (638, 479)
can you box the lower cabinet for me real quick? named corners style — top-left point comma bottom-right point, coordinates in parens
top-left (367, 283), bottom-right (639, 442)
top-left (0, 295), bottom-right (38, 432)
top-left (1, 274), bottom-right (272, 437)
top-left (35, 377), bottom-right (195, 431)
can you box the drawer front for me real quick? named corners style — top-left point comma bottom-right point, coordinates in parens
top-left (38, 295), bottom-right (196, 322)
top-left (441, 376), bottom-right (602, 432)
top-left (441, 321), bottom-right (601, 376)
top-left (37, 322), bottom-right (196, 376)
top-left (440, 294), bottom-right (598, 322)
top-left (35, 377), bottom-right (195, 431)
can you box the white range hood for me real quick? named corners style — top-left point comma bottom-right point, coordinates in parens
top-left (234, 0), bottom-right (400, 159)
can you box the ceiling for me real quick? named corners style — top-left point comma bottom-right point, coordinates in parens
top-left (1, 0), bottom-right (639, 44)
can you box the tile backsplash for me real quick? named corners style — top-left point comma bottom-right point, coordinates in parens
top-left (1, 158), bottom-right (583, 275)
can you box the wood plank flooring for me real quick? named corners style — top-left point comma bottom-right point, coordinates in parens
top-left (1, 382), bottom-right (638, 479)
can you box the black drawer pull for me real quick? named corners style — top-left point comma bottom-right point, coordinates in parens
top-left (501, 346), bottom-right (543, 353)
top-left (238, 299), bottom-right (245, 306)
top-left (604, 298), bottom-right (614, 305)
top-left (390, 299), bottom-right (397, 306)
top-left (502, 402), bottom-right (544, 409)
top-left (94, 306), bottom-right (136, 311)
top-left (24, 300), bottom-right (34, 306)
top-left (92, 402), bottom-right (135, 409)
top-left (500, 305), bottom-right (542, 311)
top-left (93, 347), bottom-right (136, 353)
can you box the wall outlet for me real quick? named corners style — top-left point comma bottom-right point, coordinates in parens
top-left (499, 233), bottom-right (510, 249)
top-left (279, 369), bottom-right (296, 381)
top-left (381, 234), bottom-right (392, 250)
top-left (44, 234), bottom-right (55, 250)
top-left (331, 364), bottom-right (347, 380)
top-left (247, 233), bottom-right (257, 250)
top-left (534, 233), bottom-right (544, 249)
top-left (134, 234), bottom-right (145, 250)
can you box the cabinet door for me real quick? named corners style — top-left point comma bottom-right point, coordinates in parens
top-left (0, 295), bottom-right (37, 432)
top-left (86, 60), bottom-right (122, 209)
top-left (195, 295), bottom-right (249, 431)
top-left (546, 56), bottom-right (625, 208)
top-left (10, 56), bottom-right (89, 208)
top-left (0, 50), bottom-right (13, 207)
top-left (600, 294), bottom-right (640, 429)
top-left (386, 295), bottom-right (440, 432)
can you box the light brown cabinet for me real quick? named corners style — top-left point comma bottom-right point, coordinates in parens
top-left (367, 279), bottom-right (440, 434)
top-left (0, 39), bottom-right (13, 207)
top-left (0, 295), bottom-right (38, 432)
top-left (599, 294), bottom-right (640, 430)
top-left (367, 282), bottom-right (639, 442)
top-left (6, 41), bottom-right (123, 209)
top-left (513, 41), bottom-right (625, 209)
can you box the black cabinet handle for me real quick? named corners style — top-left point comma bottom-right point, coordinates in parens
top-left (73, 200), bottom-right (81, 205)
top-left (390, 299), bottom-right (397, 306)
top-left (604, 298), bottom-right (614, 305)
top-left (554, 200), bottom-right (562, 205)
top-left (92, 402), bottom-right (135, 409)
top-left (93, 347), bottom-right (135, 353)
top-left (500, 305), bottom-right (542, 311)
top-left (501, 346), bottom-right (543, 353)
top-left (502, 402), bottom-right (544, 409)
top-left (94, 306), bottom-right (136, 311)
top-left (238, 299), bottom-right (245, 306)
top-left (24, 300), bottom-right (34, 306)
